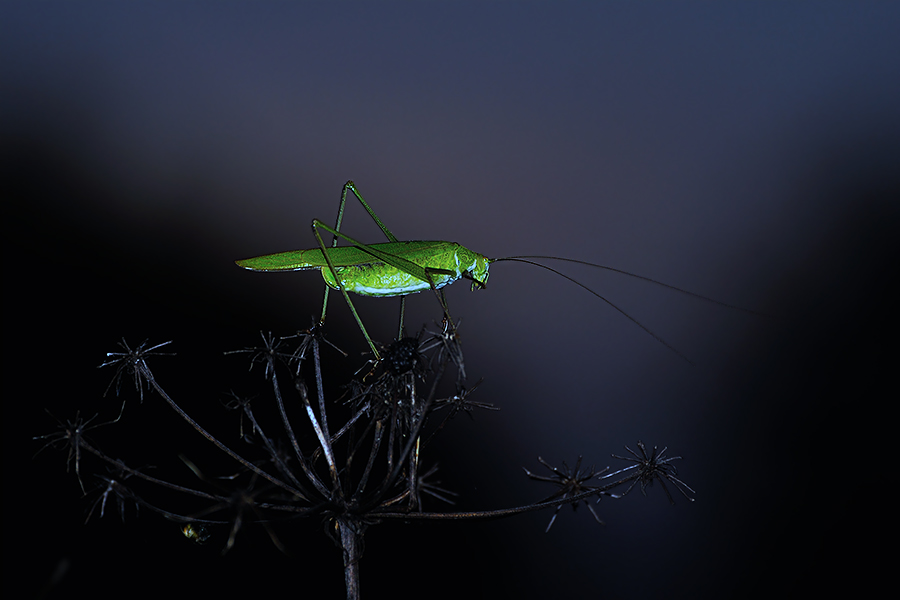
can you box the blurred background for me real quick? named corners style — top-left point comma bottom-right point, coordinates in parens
top-left (4, 2), bottom-right (898, 598)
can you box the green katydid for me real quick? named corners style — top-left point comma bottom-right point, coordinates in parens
top-left (236, 181), bottom-right (747, 362)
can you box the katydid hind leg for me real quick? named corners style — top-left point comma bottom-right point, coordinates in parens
top-left (343, 181), bottom-right (399, 244)
top-left (320, 181), bottom-right (398, 326)
top-left (311, 218), bottom-right (436, 359)
top-left (312, 183), bottom-right (464, 357)
top-left (316, 182), bottom-right (404, 358)
top-left (318, 183), bottom-right (349, 325)
top-left (312, 219), bottom-right (382, 360)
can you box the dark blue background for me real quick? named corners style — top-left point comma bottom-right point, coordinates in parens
top-left (5, 3), bottom-right (898, 598)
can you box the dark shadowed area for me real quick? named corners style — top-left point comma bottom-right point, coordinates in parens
top-left (4, 3), bottom-right (898, 599)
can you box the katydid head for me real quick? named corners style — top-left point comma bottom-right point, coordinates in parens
top-left (454, 245), bottom-right (490, 291)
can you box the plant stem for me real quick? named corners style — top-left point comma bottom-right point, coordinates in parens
top-left (338, 517), bottom-right (364, 600)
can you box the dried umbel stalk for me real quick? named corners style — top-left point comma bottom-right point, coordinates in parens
top-left (35, 321), bottom-right (693, 599)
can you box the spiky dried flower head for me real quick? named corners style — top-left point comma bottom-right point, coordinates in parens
top-left (33, 411), bottom-right (116, 493)
top-left (524, 456), bottom-right (609, 531)
top-left (604, 441), bottom-right (695, 504)
top-left (99, 338), bottom-right (174, 404)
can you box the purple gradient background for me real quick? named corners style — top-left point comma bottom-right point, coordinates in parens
top-left (5, 3), bottom-right (898, 599)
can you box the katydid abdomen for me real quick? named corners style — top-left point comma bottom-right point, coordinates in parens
top-left (323, 262), bottom-right (448, 297)
top-left (323, 242), bottom-right (489, 297)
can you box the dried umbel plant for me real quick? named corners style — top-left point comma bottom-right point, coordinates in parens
top-left (35, 318), bottom-right (693, 599)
